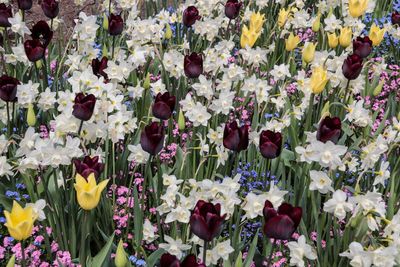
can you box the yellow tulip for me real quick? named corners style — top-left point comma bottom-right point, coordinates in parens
top-left (310, 66), bottom-right (329, 94)
top-left (369, 23), bottom-right (385, 46)
top-left (339, 27), bottom-right (352, 47)
top-left (115, 239), bottom-right (128, 267)
top-left (178, 109), bottom-right (185, 130)
top-left (285, 32), bottom-right (300, 51)
top-left (4, 201), bottom-right (36, 241)
top-left (302, 42), bottom-right (317, 63)
top-left (312, 14), bottom-right (321, 32)
top-left (348, 0), bottom-right (368, 18)
top-left (74, 173), bottom-right (109, 211)
top-left (278, 8), bottom-right (290, 28)
top-left (164, 23), bottom-right (172, 40)
top-left (249, 12), bottom-right (265, 34)
top-left (327, 32), bottom-right (339, 48)
top-left (240, 25), bottom-right (260, 48)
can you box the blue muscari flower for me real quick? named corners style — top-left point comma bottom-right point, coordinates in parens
top-left (5, 190), bottom-right (19, 199)
top-left (136, 259), bottom-right (146, 266)
top-left (0, 217), bottom-right (6, 223)
top-left (264, 113), bottom-right (274, 119)
top-left (167, 6), bottom-right (175, 13)
top-left (23, 194), bottom-right (30, 200)
top-left (16, 183), bottom-right (26, 189)
top-left (129, 255), bottom-right (137, 263)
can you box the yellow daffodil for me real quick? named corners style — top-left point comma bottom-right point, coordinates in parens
top-left (348, 0), bottom-right (369, 18)
top-left (278, 8), bottom-right (290, 28)
top-left (249, 12), bottom-right (265, 34)
top-left (339, 27), bottom-right (352, 47)
top-left (4, 201), bottom-right (36, 241)
top-left (74, 173), bottom-right (109, 211)
top-left (369, 23), bottom-right (385, 46)
top-left (310, 66), bottom-right (329, 94)
top-left (327, 32), bottom-right (339, 48)
top-left (302, 42), bottom-right (317, 63)
top-left (240, 25), bottom-right (260, 48)
top-left (312, 14), bottom-right (321, 32)
top-left (285, 32), bottom-right (300, 51)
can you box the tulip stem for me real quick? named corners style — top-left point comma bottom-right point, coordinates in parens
top-left (78, 120), bottom-right (84, 136)
top-left (266, 239), bottom-right (276, 267)
top-left (111, 36), bottom-right (116, 60)
top-left (20, 241), bottom-right (27, 267)
top-left (305, 93), bottom-right (314, 131)
top-left (203, 240), bottom-right (208, 266)
top-left (6, 102), bottom-right (11, 137)
top-left (341, 79), bottom-right (351, 117)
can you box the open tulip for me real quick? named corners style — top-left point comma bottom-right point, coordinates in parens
top-left (41, 0), bottom-right (59, 19)
top-left (240, 25), bottom-right (260, 48)
top-left (182, 6), bottom-right (201, 27)
top-left (92, 57), bottom-right (109, 80)
top-left (392, 11), bottom-right (400, 26)
top-left (223, 121), bottom-right (249, 152)
top-left (152, 92), bottom-right (176, 120)
top-left (160, 253), bottom-right (205, 267)
top-left (339, 27), bottom-right (352, 48)
top-left (108, 13), bottom-right (124, 36)
top-left (310, 66), bottom-right (329, 94)
top-left (302, 42), bottom-right (317, 63)
top-left (0, 75), bottom-right (20, 102)
top-left (285, 32), bottom-right (300, 51)
top-left (72, 93), bottom-right (96, 121)
top-left (342, 54), bottom-right (363, 80)
top-left (353, 36), bottom-right (372, 58)
top-left (31, 20), bottom-right (54, 47)
top-left (24, 39), bottom-right (45, 62)
top-left (278, 8), bottom-right (290, 28)
top-left (190, 200), bottom-right (226, 242)
top-left (317, 116), bottom-right (342, 144)
top-left (348, 0), bottom-right (368, 18)
top-left (263, 200), bottom-right (302, 240)
top-left (369, 23), bottom-right (385, 46)
top-left (184, 52), bottom-right (203, 79)
top-left (140, 122), bottom-right (165, 155)
top-left (224, 0), bottom-right (242, 20)
top-left (259, 130), bottom-right (282, 159)
top-left (327, 32), bottom-right (339, 48)
top-left (249, 12), bottom-right (265, 33)
top-left (73, 156), bottom-right (104, 179)
top-left (4, 201), bottom-right (36, 240)
top-left (18, 0), bottom-right (33, 10)
top-left (0, 4), bottom-right (12, 28)
top-left (74, 173), bottom-right (109, 211)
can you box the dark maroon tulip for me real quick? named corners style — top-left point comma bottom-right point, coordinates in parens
top-left (18, 0), bottom-right (33, 10)
top-left (190, 200), bottom-right (227, 242)
top-left (392, 11), bottom-right (400, 26)
top-left (0, 4), bottom-right (12, 28)
top-left (108, 13), bottom-right (124, 36)
top-left (183, 6), bottom-right (201, 27)
top-left (353, 36), bottom-right (372, 58)
top-left (225, 0), bottom-right (242, 20)
top-left (92, 57), bottom-right (108, 79)
top-left (317, 116), bottom-right (342, 144)
top-left (140, 122), bottom-right (165, 155)
top-left (160, 253), bottom-right (205, 267)
top-left (0, 75), bottom-right (20, 102)
top-left (73, 156), bottom-right (104, 179)
top-left (152, 92), bottom-right (176, 120)
top-left (223, 121), bottom-right (249, 152)
top-left (259, 130), bottom-right (282, 159)
top-left (342, 54), bottom-right (363, 80)
top-left (24, 39), bottom-right (45, 62)
top-left (72, 93), bottom-right (96, 121)
top-left (31, 20), bottom-right (53, 47)
top-left (41, 0), bottom-right (59, 19)
top-left (263, 200), bottom-right (302, 240)
top-left (184, 52), bottom-right (203, 79)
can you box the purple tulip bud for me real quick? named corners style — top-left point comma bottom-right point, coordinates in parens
top-left (317, 116), bottom-right (342, 144)
top-left (342, 54), bottom-right (363, 80)
top-left (353, 36), bottom-right (372, 58)
top-left (259, 130), bottom-right (282, 159)
top-left (184, 52), bottom-right (203, 79)
top-left (108, 13), bottom-right (124, 36)
top-left (0, 4), bottom-right (12, 28)
top-left (0, 75), bottom-right (20, 102)
top-left (152, 92), bottom-right (176, 120)
top-left (24, 39), bottom-right (45, 62)
top-left (182, 6), bottom-right (201, 27)
top-left (140, 122), bottom-right (165, 155)
top-left (392, 11), bottom-right (400, 26)
top-left (223, 121), bottom-right (249, 152)
top-left (18, 0), bottom-right (33, 10)
top-left (41, 0), bottom-right (59, 19)
top-left (225, 0), bottom-right (242, 20)
top-left (72, 93), bottom-right (96, 121)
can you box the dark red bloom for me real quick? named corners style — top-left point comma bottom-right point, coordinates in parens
top-left (72, 93), bottom-right (96, 121)
top-left (17, 0), bottom-right (33, 10)
top-left (223, 121), bottom-right (249, 152)
top-left (73, 156), bottom-right (104, 179)
top-left (190, 200), bottom-right (226, 242)
top-left (24, 39), bottom-right (45, 62)
top-left (108, 13), bottom-right (124, 36)
top-left (263, 201), bottom-right (302, 240)
top-left (184, 52), bottom-right (203, 79)
top-left (31, 20), bottom-right (53, 47)
top-left (0, 4), bottom-right (12, 28)
top-left (225, 0), bottom-right (242, 20)
top-left (92, 57), bottom-right (108, 80)
top-left (182, 6), bottom-right (201, 27)
top-left (152, 92), bottom-right (176, 120)
top-left (392, 11), bottom-right (400, 26)
top-left (41, 0), bottom-right (59, 19)
top-left (317, 116), bottom-right (342, 144)
top-left (140, 122), bottom-right (165, 155)
top-left (353, 36), bottom-right (372, 58)
top-left (0, 75), bottom-right (20, 102)
top-left (160, 253), bottom-right (205, 267)
top-left (259, 130), bottom-right (282, 159)
top-left (342, 54), bottom-right (363, 80)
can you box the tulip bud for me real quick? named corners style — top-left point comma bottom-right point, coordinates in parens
top-left (224, 0), bottom-right (242, 20)
top-left (164, 23), bottom-right (172, 39)
top-left (184, 52), bottom-right (203, 79)
top-left (72, 93), bottom-right (96, 121)
top-left (317, 116), bottom-right (342, 144)
top-left (6, 254), bottom-right (15, 267)
top-left (152, 92), bottom-right (176, 120)
top-left (285, 32), bottom-right (300, 51)
top-left (102, 13), bottom-right (109, 30)
top-left (182, 6), bottom-right (201, 27)
top-left (140, 122), bottom-right (165, 155)
top-left (310, 66), bottom-right (329, 94)
top-left (302, 42), bottom-right (317, 63)
top-left (0, 75), bottom-right (20, 102)
top-left (259, 130), bottom-right (282, 159)
top-left (178, 110), bottom-right (185, 130)
top-left (115, 240), bottom-right (128, 267)
top-left (373, 80), bottom-right (384, 96)
top-left (41, 0), bottom-right (59, 19)
top-left (108, 13), bottom-right (124, 36)
top-left (327, 32), bottom-right (339, 48)
top-left (339, 27), bottom-right (352, 48)
top-left (143, 73), bottom-right (151, 90)
top-left (0, 4), bottom-right (12, 28)
top-left (102, 43), bottom-right (108, 58)
top-left (320, 101), bottom-right (331, 117)
top-left (342, 54), bottom-right (363, 80)
top-left (27, 104), bottom-right (36, 127)
top-left (223, 121), bottom-right (249, 152)
top-left (369, 23), bottom-right (385, 46)
top-left (312, 14), bottom-right (321, 32)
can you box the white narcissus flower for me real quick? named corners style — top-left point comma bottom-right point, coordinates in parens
top-left (142, 219), bottom-right (158, 242)
top-left (242, 192), bottom-right (268, 219)
top-left (373, 161), bottom-right (390, 186)
top-left (310, 141), bottom-right (347, 170)
top-left (345, 100), bottom-right (372, 128)
top-left (323, 190), bottom-right (353, 220)
top-left (27, 199), bottom-right (46, 221)
top-left (8, 13), bottom-right (31, 36)
top-left (158, 236), bottom-right (191, 259)
top-left (265, 183), bottom-right (288, 209)
top-left (16, 81), bottom-right (40, 107)
top-left (287, 235), bottom-right (317, 267)
top-left (340, 242), bottom-right (373, 267)
top-left (127, 144), bottom-right (149, 164)
top-left (0, 156), bottom-right (13, 177)
top-left (309, 170), bottom-right (334, 194)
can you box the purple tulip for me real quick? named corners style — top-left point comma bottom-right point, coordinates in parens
top-left (353, 36), bottom-right (372, 58)
top-left (31, 20), bottom-right (54, 47)
top-left (140, 122), bottom-right (165, 155)
top-left (225, 0), bottom-right (242, 20)
top-left (24, 39), bottom-right (45, 62)
top-left (17, 0), bottom-right (33, 10)
top-left (184, 52), bottom-right (203, 79)
top-left (182, 6), bottom-right (201, 27)
top-left (72, 93), bottom-right (96, 121)
top-left (0, 75), bottom-right (20, 102)
top-left (108, 13), bottom-right (124, 36)
top-left (317, 116), bottom-right (342, 144)
top-left (223, 121), bottom-right (249, 152)
top-left (152, 92), bottom-right (176, 120)
top-left (92, 57), bottom-right (109, 80)
top-left (73, 156), bottom-right (104, 179)
top-left (41, 0), bottom-right (59, 19)
top-left (259, 130), bottom-right (282, 159)
top-left (0, 4), bottom-right (12, 28)
top-left (342, 54), bottom-right (363, 80)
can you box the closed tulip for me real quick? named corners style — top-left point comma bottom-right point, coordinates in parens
top-left (74, 173), bottom-right (109, 211)
top-left (73, 156), bottom-right (104, 179)
top-left (24, 39), bottom-right (45, 62)
top-left (152, 92), bottom-right (176, 120)
top-left (342, 54), bottom-right (363, 80)
top-left (348, 0), bottom-right (368, 18)
top-left (317, 116), bottom-right (342, 144)
top-left (31, 20), bottom-right (54, 47)
top-left (184, 52), bottom-right (203, 79)
top-left (224, 0), bottom-right (242, 20)
top-left (259, 130), bottom-right (282, 159)
top-left (4, 201), bottom-right (36, 240)
top-left (182, 6), bottom-right (201, 27)
top-left (140, 122), bottom-right (165, 155)
top-left (41, 0), bottom-right (59, 19)
top-left (369, 23), bottom-right (385, 46)
top-left (392, 11), bottom-right (400, 26)
top-left (27, 103), bottom-right (36, 127)
top-left (0, 75), bottom-right (20, 102)
top-left (310, 66), bottom-right (329, 94)
top-left (108, 13), bottom-right (124, 36)
top-left (327, 32), bottom-right (339, 48)
top-left (223, 121), bottom-right (249, 152)
top-left (353, 36), bottom-right (372, 58)
top-left (240, 25), bottom-right (260, 48)
top-left (312, 14), bottom-right (321, 32)
top-left (339, 27), bottom-right (352, 48)
top-left (0, 4), bottom-right (12, 28)
top-left (160, 253), bottom-right (205, 267)
top-left (115, 240), bottom-right (128, 267)
top-left (72, 93), bottom-right (96, 121)
top-left (18, 0), bottom-right (33, 10)
top-left (92, 57), bottom-right (109, 80)
top-left (285, 32), bottom-right (300, 51)
top-left (263, 200), bottom-right (302, 240)
top-left (190, 200), bottom-right (226, 241)
top-left (302, 42), bottom-right (317, 63)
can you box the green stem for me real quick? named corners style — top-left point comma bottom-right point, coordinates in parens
top-left (203, 240), bottom-right (208, 266)
top-left (78, 120), bottom-right (84, 136)
top-left (20, 241), bottom-right (27, 267)
top-left (266, 239), bottom-right (276, 267)
top-left (6, 101), bottom-right (11, 137)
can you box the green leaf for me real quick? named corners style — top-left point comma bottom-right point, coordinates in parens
top-left (133, 186), bottom-right (143, 246)
top-left (89, 233), bottom-right (115, 267)
top-left (281, 149), bottom-right (295, 167)
top-left (235, 251), bottom-right (243, 267)
top-left (146, 249), bottom-right (165, 267)
top-left (244, 229), bottom-right (259, 267)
